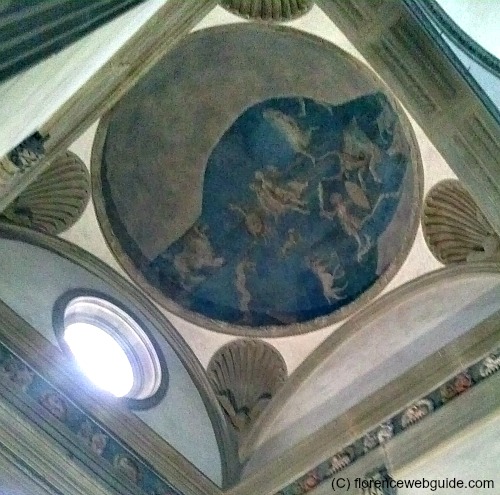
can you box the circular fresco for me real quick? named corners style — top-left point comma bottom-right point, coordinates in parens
top-left (92, 24), bottom-right (423, 336)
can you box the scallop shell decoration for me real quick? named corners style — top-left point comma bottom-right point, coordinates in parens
top-left (207, 339), bottom-right (287, 436)
top-left (1, 150), bottom-right (90, 235)
top-left (219, 0), bottom-right (313, 21)
top-left (422, 179), bottom-right (500, 264)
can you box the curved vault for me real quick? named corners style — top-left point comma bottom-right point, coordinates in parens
top-left (0, 223), bottom-right (237, 488)
top-left (92, 23), bottom-right (423, 337)
top-left (238, 263), bottom-right (500, 476)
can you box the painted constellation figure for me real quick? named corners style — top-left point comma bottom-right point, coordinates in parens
top-left (150, 94), bottom-right (412, 327)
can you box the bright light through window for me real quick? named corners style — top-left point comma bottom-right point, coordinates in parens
top-left (58, 295), bottom-right (164, 402)
top-left (64, 322), bottom-right (134, 397)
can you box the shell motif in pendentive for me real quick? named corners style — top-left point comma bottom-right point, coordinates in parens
top-left (220, 0), bottom-right (313, 22)
top-left (422, 179), bottom-right (500, 264)
top-left (207, 339), bottom-right (287, 432)
top-left (1, 150), bottom-right (90, 235)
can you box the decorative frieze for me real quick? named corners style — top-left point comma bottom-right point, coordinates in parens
top-left (363, 422), bottom-right (394, 453)
top-left (422, 179), bottom-right (500, 264)
top-left (0, 342), bottom-right (182, 495)
top-left (400, 399), bottom-right (434, 429)
top-left (208, 339), bottom-right (287, 438)
top-left (277, 346), bottom-right (499, 495)
top-left (328, 447), bottom-right (354, 474)
top-left (440, 372), bottom-right (472, 403)
top-left (479, 349), bottom-right (500, 378)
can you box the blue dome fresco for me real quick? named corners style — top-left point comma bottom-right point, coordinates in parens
top-left (150, 94), bottom-right (410, 326)
top-left (93, 24), bottom-right (422, 336)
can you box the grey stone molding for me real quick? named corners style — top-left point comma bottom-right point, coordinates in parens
top-left (0, 394), bottom-right (120, 495)
top-left (1, 150), bottom-right (90, 235)
top-left (0, 222), bottom-right (237, 493)
top-left (219, 0), bottom-right (313, 21)
top-left (422, 179), bottom-right (500, 264)
top-left (208, 340), bottom-right (287, 444)
top-left (316, 0), bottom-right (500, 242)
top-left (0, 1), bottom-right (217, 213)
top-left (414, 0), bottom-right (500, 76)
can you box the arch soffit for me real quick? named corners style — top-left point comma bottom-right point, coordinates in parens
top-left (0, 222), bottom-right (237, 487)
top-left (240, 261), bottom-right (500, 460)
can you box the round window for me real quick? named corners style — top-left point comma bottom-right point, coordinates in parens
top-left (55, 294), bottom-right (165, 405)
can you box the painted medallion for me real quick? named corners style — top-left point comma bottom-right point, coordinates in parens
top-left (93, 25), bottom-right (422, 336)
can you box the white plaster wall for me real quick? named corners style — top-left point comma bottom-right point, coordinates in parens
top-left (0, 0), bottom-right (169, 157)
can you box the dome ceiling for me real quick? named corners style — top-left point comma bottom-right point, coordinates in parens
top-left (92, 23), bottom-right (423, 337)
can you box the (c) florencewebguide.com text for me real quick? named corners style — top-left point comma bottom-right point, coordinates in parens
top-left (330, 476), bottom-right (495, 492)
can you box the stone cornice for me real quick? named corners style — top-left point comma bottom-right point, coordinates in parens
top-left (414, 0), bottom-right (500, 76)
top-left (317, 0), bottom-right (500, 239)
top-left (0, 1), bottom-right (217, 212)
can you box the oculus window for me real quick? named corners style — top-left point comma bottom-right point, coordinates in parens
top-left (55, 294), bottom-right (166, 406)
